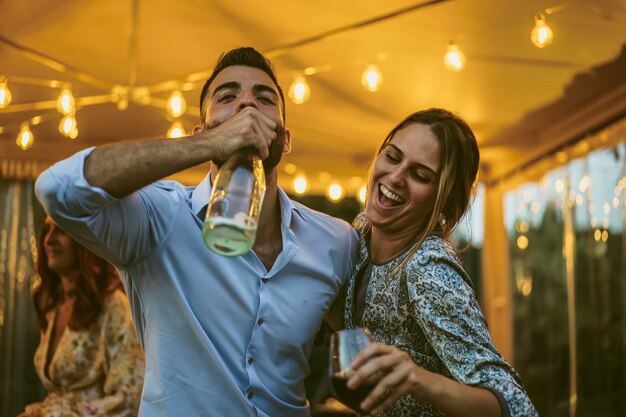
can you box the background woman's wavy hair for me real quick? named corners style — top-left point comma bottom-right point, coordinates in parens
top-left (32, 221), bottom-right (122, 331)
top-left (366, 108), bottom-right (479, 265)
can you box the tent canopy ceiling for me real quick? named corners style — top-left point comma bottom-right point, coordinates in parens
top-left (1, 0), bottom-right (626, 193)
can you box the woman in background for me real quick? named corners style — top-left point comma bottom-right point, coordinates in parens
top-left (342, 109), bottom-right (537, 417)
top-left (19, 216), bottom-right (144, 417)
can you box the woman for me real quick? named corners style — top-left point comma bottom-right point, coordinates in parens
top-left (19, 216), bottom-right (144, 417)
top-left (342, 109), bottom-right (537, 417)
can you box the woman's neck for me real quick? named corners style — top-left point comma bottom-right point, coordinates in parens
top-left (369, 227), bottom-right (421, 264)
top-left (59, 271), bottom-right (80, 300)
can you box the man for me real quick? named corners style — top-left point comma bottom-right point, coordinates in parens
top-left (36, 47), bottom-right (358, 416)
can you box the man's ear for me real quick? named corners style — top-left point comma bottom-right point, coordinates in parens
top-left (192, 124), bottom-right (204, 135)
top-left (282, 129), bottom-right (292, 154)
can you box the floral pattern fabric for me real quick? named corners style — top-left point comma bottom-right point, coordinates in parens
top-left (343, 214), bottom-right (538, 417)
top-left (19, 290), bottom-right (144, 417)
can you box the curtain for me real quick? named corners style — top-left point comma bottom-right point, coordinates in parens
top-left (0, 179), bottom-right (44, 417)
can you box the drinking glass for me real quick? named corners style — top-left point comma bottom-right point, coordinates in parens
top-left (329, 327), bottom-right (375, 413)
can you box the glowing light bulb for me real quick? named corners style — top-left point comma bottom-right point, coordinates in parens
top-left (444, 43), bottom-right (466, 72)
top-left (167, 91), bottom-right (186, 118)
top-left (358, 186), bottom-right (367, 204)
top-left (361, 64), bottom-right (383, 92)
top-left (0, 76), bottom-right (12, 109)
top-left (293, 176), bottom-right (307, 195)
top-left (288, 76), bottom-right (310, 104)
top-left (56, 87), bottom-right (75, 115)
top-left (167, 121), bottom-right (185, 139)
top-left (16, 122), bottom-right (34, 150)
top-left (531, 13), bottom-right (554, 48)
top-left (327, 183), bottom-right (344, 202)
top-left (59, 114), bottom-right (78, 138)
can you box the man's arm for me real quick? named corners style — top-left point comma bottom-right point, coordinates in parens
top-left (85, 107), bottom-right (276, 198)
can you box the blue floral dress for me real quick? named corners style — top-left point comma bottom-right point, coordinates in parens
top-left (343, 215), bottom-right (537, 417)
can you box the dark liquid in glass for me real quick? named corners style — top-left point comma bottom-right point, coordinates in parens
top-left (331, 376), bottom-right (376, 412)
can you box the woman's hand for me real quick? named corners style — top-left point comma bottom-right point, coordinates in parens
top-left (347, 342), bottom-right (431, 415)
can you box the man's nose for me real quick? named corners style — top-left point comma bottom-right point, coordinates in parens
top-left (237, 90), bottom-right (258, 111)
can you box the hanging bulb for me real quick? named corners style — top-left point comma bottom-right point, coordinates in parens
top-left (167, 90), bottom-right (186, 118)
top-left (531, 13), bottom-right (554, 48)
top-left (56, 87), bottom-right (75, 115)
top-left (361, 64), bottom-right (383, 92)
top-left (357, 186), bottom-right (367, 204)
top-left (444, 42), bottom-right (466, 72)
top-left (288, 76), bottom-right (310, 104)
top-left (16, 122), bottom-right (34, 150)
top-left (59, 113), bottom-right (78, 138)
top-left (293, 176), bottom-right (308, 195)
top-left (327, 182), bottom-right (344, 202)
top-left (0, 76), bottom-right (12, 109)
top-left (167, 120), bottom-right (185, 139)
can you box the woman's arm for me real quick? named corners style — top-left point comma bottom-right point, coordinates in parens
top-left (347, 343), bottom-right (502, 416)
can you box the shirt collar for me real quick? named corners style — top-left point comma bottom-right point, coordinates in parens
top-left (191, 172), bottom-right (309, 225)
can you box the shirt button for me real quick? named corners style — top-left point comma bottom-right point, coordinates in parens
top-left (257, 318), bottom-right (264, 325)
top-left (261, 278), bottom-right (268, 283)
top-left (248, 357), bottom-right (254, 364)
top-left (247, 390), bottom-right (254, 399)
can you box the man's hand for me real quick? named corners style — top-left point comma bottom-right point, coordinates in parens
top-left (200, 107), bottom-right (276, 162)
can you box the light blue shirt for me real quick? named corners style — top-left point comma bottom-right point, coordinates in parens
top-left (36, 148), bottom-right (358, 417)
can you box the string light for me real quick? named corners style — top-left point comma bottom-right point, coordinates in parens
top-left (358, 186), bottom-right (367, 204)
top-left (288, 76), bottom-right (311, 104)
top-left (167, 120), bottom-right (185, 139)
top-left (361, 64), bottom-right (383, 92)
top-left (327, 183), bottom-right (344, 202)
top-left (56, 87), bottom-right (75, 115)
top-left (167, 90), bottom-right (186, 118)
top-left (58, 113), bottom-right (78, 139)
top-left (293, 176), bottom-right (308, 195)
top-left (444, 42), bottom-right (466, 72)
top-left (530, 13), bottom-right (554, 48)
top-left (0, 76), bottom-right (12, 109)
top-left (16, 122), bottom-right (34, 150)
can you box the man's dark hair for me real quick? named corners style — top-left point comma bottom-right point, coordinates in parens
top-left (200, 47), bottom-right (286, 122)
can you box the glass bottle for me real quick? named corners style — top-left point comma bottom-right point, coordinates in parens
top-left (202, 154), bottom-right (266, 256)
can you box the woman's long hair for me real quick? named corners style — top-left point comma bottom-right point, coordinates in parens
top-left (32, 220), bottom-right (123, 331)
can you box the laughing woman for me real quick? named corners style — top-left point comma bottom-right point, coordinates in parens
top-left (342, 109), bottom-right (537, 417)
top-left (19, 216), bottom-right (144, 417)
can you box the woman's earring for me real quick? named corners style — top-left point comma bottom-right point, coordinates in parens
top-left (438, 213), bottom-right (446, 226)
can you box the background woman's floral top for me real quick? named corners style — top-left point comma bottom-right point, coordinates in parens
top-left (343, 214), bottom-right (538, 417)
top-left (21, 290), bottom-right (144, 417)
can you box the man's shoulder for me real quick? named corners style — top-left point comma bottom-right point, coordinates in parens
top-left (289, 199), bottom-right (355, 236)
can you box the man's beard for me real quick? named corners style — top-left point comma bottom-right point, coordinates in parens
top-left (207, 119), bottom-right (286, 172)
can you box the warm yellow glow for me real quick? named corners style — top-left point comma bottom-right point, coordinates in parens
top-left (288, 76), bottom-right (311, 104)
top-left (167, 91), bottom-right (186, 118)
top-left (601, 230), bottom-right (609, 242)
top-left (59, 114), bottom-right (78, 138)
top-left (555, 179), bottom-right (564, 193)
top-left (16, 122), bottom-right (34, 150)
top-left (578, 175), bottom-right (591, 193)
top-left (167, 121), bottom-right (185, 139)
top-left (517, 220), bottom-right (529, 233)
top-left (327, 183), bottom-right (344, 202)
top-left (284, 163), bottom-right (297, 175)
top-left (517, 235), bottom-right (529, 250)
top-left (575, 194), bottom-right (583, 206)
top-left (613, 197), bottom-right (620, 208)
top-left (531, 202), bottom-right (540, 213)
top-left (444, 43), bottom-right (466, 72)
top-left (358, 186), bottom-right (367, 204)
top-left (318, 172), bottom-right (331, 183)
top-left (0, 76), bottom-right (12, 109)
top-left (293, 176), bottom-right (307, 195)
top-left (361, 64), bottom-right (383, 92)
top-left (603, 203), bottom-right (610, 215)
top-left (594, 229), bottom-right (602, 241)
top-left (531, 13), bottom-right (554, 48)
top-left (521, 279), bottom-right (533, 297)
top-left (56, 87), bottom-right (75, 115)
